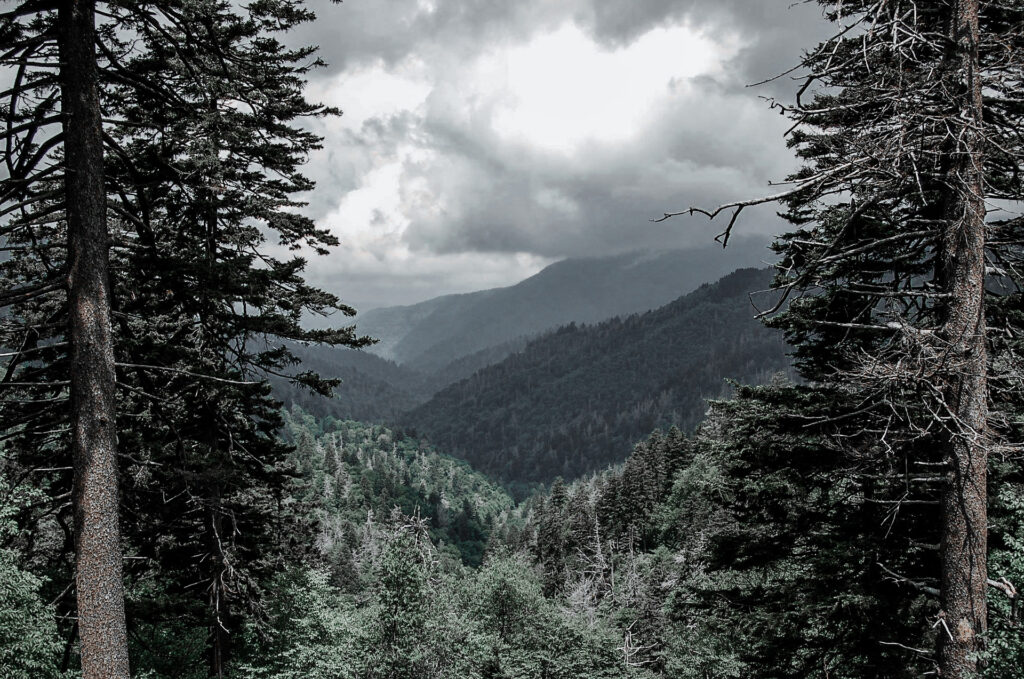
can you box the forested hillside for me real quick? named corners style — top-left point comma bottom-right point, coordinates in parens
top-left (276, 267), bottom-right (789, 449)
top-left (272, 345), bottom-right (431, 423)
top-left (495, 387), bottom-right (1024, 678)
top-left (282, 244), bottom-right (773, 427)
top-left (7, 398), bottom-right (1022, 678)
top-left (358, 241), bottom-right (768, 373)
top-left (192, 392), bottom-right (1024, 678)
top-left (405, 267), bottom-right (791, 488)
top-left (280, 409), bottom-right (514, 567)
top-left (273, 339), bottom-right (537, 424)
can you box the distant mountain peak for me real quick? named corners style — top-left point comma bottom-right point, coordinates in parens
top-left (356, 239), bottom-right (771, 374)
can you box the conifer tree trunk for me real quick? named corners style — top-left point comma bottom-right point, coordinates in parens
top-left (58, 1), bottom-right (131, 677)
top-left (938, 1), bottom-right (988, 675)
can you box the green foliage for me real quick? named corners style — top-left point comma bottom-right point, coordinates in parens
top-left (237, 568), bottom-right (364, 679)
top-left (240, 518), bottom-right (636, 679)
top-left (251, 382), bottom-right (1024, 679)
top-left (0, 550), bottom-right (64, 679)
top-left (0, 479), bottom-right (65, 679)
top-left (282, 409), bottom-right (514, 570)
top-left (506, 384), bottom-right (964, 678)
top-left (473, 551), bottom-right (546, 643)
top-left (985, 478), bottom-right (1024, 678)
top-left (371, 524), bottom-right (433, 678)
top-left (476, 551), bottom-right (628, 679)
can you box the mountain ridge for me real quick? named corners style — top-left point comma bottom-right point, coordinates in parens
top-left (357, 239), bottom-right (770, 373)
top-left (400, 267), bottom-right (791, 490)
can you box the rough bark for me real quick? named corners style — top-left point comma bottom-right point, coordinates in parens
top-left (938, 1), bottom-right (988, 676)
top-left (58, 1), bottom-right (131, 677)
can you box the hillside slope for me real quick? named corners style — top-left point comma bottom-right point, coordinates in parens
top-left (282, 409), bottom-right (515, 567)
top-left (402, 268), bottom-right (790, 489)
top-left (358, 240), bottom-right (768, 373)
top-left (272, 344), bottom-right (431, 422)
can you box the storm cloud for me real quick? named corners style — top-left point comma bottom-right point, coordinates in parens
top-left (286, 0), bottom-right (833, 309)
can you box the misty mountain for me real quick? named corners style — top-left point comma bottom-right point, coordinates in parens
top-left (357, 239), bottom-right (769, 374)
top-left (400, 267), bottom-right (791, 491)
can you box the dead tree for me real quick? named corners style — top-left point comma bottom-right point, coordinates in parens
top-left (937, 2), bottom-right (988, 674)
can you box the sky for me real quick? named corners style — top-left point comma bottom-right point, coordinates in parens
top-left (286, 0), bottom-right (831, 311)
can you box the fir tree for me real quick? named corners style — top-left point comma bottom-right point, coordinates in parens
top-left (1, 1), bottom-right (361, 673)
top-left (660, 2), bottom-right (1024, 674)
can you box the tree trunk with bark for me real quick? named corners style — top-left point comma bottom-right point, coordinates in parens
top-left (58, 1), bottom-right (131, 677)
top-left (938, 1), bottom-right (988, 676)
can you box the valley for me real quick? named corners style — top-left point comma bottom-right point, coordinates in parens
top-left (282, 259), bottom-right (791, 491)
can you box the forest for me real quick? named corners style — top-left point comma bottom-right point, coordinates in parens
top-left (402, 267), bottom-right (791, 491)
top-left (2, 1), bottom-right (1024, 679)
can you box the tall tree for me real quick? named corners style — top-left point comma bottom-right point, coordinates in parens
top-left (1, 0), bottom-right (357, 674)
top-left (938, 2), bottom-right (988, 673)
top-left (659, 1), bottom-right (1024, 675)
top-left (104, 4), bottom-right (363, 672)
top-left (26, 1), bottom-right (131, 676)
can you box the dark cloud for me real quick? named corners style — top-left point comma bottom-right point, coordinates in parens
top-left (287, 0), bottom-right (837, 307)
top-left (299, 0), bottom-right (558, 72)
top-left (397, 77), bottom-right (797, 258)
top-left (301, 0), bottom-right (829, 81)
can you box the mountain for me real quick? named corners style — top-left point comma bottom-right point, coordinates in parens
top-left (401, 268), bottom-right (792, 491)
top-left (272, 344), bottom-right (431, 423)
top-left (357, 239), bottom-right (769, 374)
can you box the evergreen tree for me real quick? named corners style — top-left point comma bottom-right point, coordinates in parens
top-left (661, 2), bottom-right (1024, 674)
top-left (0, 478), bottom-right (65, 679)
top-left (536, 481), bottom-right (568, 595)
top-left (1, 1), bottom-right (361, 673)
top-left (3, 3), bottom-right (132, 674)
top-left (371, 517), bottom-right (433, 679)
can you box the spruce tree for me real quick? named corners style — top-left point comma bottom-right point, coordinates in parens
top-left (1, 0), bottom-right (361, 673)
top-left (660, 2), bottom-right (1024, 675)
top-left (3, 3), bottom-right (129, 675)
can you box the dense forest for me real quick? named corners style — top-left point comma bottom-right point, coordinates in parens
top-left (271, 346), bottom-right (433, 424)
top-left (277, 247), bottom-right (778, 430)
top-left (9, 398), bottom-right (1019, 677)
top-left (404, 267), bottom-right (792, 489)
top-left (279, 410), bottom-right (514, 568)
top-left (2, 1), bottom-right (1024, 679)
top-left (284, 267), bottom-right (793, 494)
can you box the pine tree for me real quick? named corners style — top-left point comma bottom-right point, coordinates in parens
top-left (668, 386), bottom-right (935, 678)
top-left (3, 3), bottom-right (128, 675)
top-left (661, 2), bottom-right (1024, 674)
top-left (373, 519), bottom-right (432, 679)
top-left (1, 1), bottom-right (360, 674)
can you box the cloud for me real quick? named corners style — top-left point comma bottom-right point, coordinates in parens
top-left (286, 0), bottom-right (833, 309)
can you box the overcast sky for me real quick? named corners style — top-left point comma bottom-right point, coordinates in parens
top-left (287, 0), bottom-right (831, 311)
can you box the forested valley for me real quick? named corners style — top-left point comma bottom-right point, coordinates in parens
top-left (2, 2), bottom-right (1024, 679)
top-left (284, 266), bottom-right (792, 495)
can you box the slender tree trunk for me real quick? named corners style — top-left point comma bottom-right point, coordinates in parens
top-left (58, 2), bottom-right (131, 677)
top-left (938, 1), bottom-right (988, 676)
top-left (206, 484), bottom-right (234, 679)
